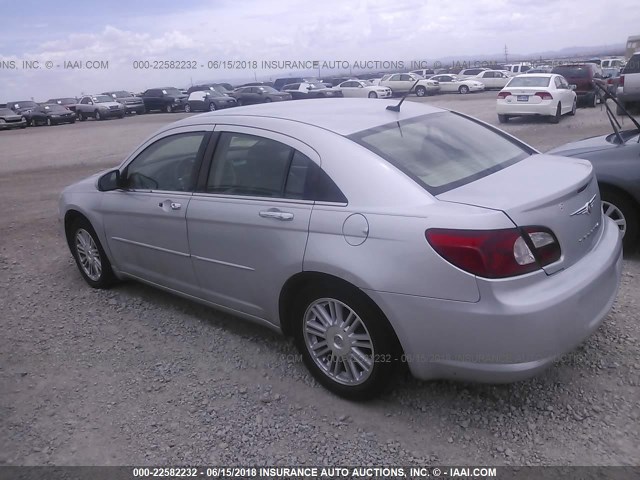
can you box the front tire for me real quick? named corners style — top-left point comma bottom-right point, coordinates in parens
top-left (69, 218), bottom-right (116, 288)
top-left (415, 86), bottom-right (426, 97)
top-left (184, 104), bottom-right (191, 113)
top-left (165, 104), bottom-right (173, 113)
top-left (94, 110), bottom-right (102, 121)
top-left (292, 283), bottom-right (400, 400)
top-left (601, 188), bottom-right (638, 252)
top-left (588, 92), bottom-right (597, 108)
top-left (459, 85), bottom-right (470, 94)
top-left (368, 91), bottom-right (378, 99)
top-left (498, 114), bottom-right (509, 123)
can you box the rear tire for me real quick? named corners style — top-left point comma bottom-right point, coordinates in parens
top-left (292, 282), bottom-right (400, 400)
top-left (616, 101), bottom-right (626, 116)
top-left (588, 92), bottom-right (597, 108)
top-left (600, 188), bottom-right (639, 252)
top-left (568, 98), bottom-right (577, 116)
top-left (46, 118), bottom-right (52, 126)
top-left (549, 103), bottom-right (561, 123)
top-left (498, 114), bottom-right (509, 123)
top-left (68, 217), bottom-right (116, 288)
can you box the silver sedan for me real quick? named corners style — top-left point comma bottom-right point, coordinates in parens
top-left (59, 99), bottom-right (622, 400)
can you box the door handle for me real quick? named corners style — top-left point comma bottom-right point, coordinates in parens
top-left (158, 200), bottom-right (182, 210)
top-left (259, 209), bottom-right (294, 221)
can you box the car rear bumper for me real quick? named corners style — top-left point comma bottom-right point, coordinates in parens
top-left (365, 216), bottom-right (622, 383)
top-left (617, 90), bottom-right (640, 103)
top-left (497, 99), bottom-right (556, 116)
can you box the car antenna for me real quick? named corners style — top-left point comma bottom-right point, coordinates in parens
top-left (386, 79), bottom-right (422, 112)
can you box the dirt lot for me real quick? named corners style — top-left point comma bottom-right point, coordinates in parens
top-left (1, 94), bottom-right (639, 467)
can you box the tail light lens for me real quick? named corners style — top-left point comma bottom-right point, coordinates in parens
top-left (425, 227), bottom-right (560, 279)
top-left (497, 91), bottom-right (510, 99)
top-left (535, 91), bottom-right (553, 100)
top-left (619, 75), bottom-right (624, 87)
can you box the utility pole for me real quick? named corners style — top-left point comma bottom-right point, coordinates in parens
top-left (504, 45), bottom-right (509, 64)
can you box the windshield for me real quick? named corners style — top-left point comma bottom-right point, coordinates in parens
top-left (42, 104), bottom-right (69, 112)
top-left (111, 91), bottom-right (131, 98)
top-left (51, 98), bottom-right (76, 104)
top-left (349, 112), bottom-right (531, 195)
top-left (552, 66), bottom-right (589, 78)
top-left (163, 88), bottom-right (183, 96)
top-left (307, 83), bottom-right (327, 89)
top-left (506, 76), bottom-right (551, 87)
top-left (258, 86), bottom-right (279, 93)
top-left (93, 95), bottom-right (114, 103)
top-left (12, 101), bottom-right (38, 109)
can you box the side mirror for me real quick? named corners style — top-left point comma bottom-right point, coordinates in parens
top-left (98, 169), bottom-right (123, 192)
top-left (569, 85), bottom-right (576, 91)
top-left (258, 91), bottom-right (264, 95)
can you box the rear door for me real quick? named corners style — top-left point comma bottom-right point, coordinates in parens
top-left (186, 126), bottom-right (316, 320)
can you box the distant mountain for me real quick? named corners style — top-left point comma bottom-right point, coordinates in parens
top-left (433, 44), bottom-right (626, 67)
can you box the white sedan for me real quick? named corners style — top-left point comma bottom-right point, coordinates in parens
top-left (337, 80), bottom-right (392, 98)
top-left (496, 74), bottom-right (577, 124)
top-left (474, 70), bottom-right (512, 89)
top-left (428, 75), bottom-right (484, 94)
top-left (379, 73), bottom-right (440, 96)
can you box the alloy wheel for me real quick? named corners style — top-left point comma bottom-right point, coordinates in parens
top-left (602, 201), bottom-right (627, 237)
top-left (303, 298), bottom-right (374, 386)
top-left (75, 228), bottom-right (102, 281)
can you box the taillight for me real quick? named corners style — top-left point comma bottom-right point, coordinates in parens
top-left (497, 91), bottom-right (510, 99)
top-left (425, 227), bottom-right (560, 279)
top-left (619, 75), bottom-right (624, 87)
top-left (535, 91), bottom-right (553, 100)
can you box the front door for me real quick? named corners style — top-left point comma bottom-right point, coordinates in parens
top-left (101, 128), bottom-right (211, 294)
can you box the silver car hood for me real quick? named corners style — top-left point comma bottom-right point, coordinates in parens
top-left (437, 154), bottom-right (601, 273)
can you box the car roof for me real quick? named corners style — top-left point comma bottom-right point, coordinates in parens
top-left (170, 98), bottom-right (446, 136)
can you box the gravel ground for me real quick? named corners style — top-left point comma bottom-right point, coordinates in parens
top-left (0, 96), bottom-right (639, 467)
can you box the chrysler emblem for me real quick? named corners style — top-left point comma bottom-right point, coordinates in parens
top-left (570, 194), bottom-right (597, 216)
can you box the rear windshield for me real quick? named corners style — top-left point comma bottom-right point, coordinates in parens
top-left (622, 55), bottom-right (640, 74)
top-left (349, 112), bottom-right (531, 195)
top-left (552, 66), bottom-right (590, 78)
top-left (506, 76), bottom-right (551, 87)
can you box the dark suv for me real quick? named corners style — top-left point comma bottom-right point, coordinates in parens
top-left (551, 64), bottom-right (603, 107)
top-left (140, 87), bottom-right (187, 113)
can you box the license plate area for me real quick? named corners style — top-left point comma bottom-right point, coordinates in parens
top-left (517, 95), bottom-right (528, 102)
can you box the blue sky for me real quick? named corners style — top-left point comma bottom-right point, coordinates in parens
top-left (1, 0), bottom-right (639, 100)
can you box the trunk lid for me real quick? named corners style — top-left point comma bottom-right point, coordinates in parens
top-left (437, 154), bottom-right (603, 274)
